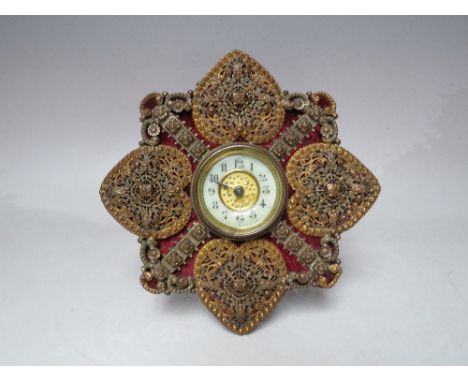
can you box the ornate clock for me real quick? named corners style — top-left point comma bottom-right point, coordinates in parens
top-left (191, 143), bottom-right (287, 241)
top-left (100, 51), bottom-right (381, 335)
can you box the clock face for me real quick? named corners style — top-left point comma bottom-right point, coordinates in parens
top-left (191, 144), bottom-right (287, 240)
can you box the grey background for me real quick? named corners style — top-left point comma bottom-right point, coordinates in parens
top-left (1, 16), bottom-right (467, 365)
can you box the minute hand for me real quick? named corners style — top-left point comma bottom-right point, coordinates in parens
top-left (214, 180), bottom-right (234, 190)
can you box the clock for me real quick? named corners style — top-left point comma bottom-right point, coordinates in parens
top-left (191, 143), bottom-right (287, 240)
top-left (100, 50), bottom-right (381, 335)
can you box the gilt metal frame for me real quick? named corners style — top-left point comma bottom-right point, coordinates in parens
top-left (100, 50), bottom-right (380, 335)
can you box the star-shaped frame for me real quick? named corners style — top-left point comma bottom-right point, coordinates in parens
top-left (100, 51), bottom-right (380, 335)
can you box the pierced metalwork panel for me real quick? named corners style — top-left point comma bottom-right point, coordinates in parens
top-left (287, 143), bottom-right (380, 236)
top-left (100, 145), bottom-right (192, 239)
top-left (194, 239), bottom-right (287, 335)
top-left (99, 50), bottom-right (381, 336)
top-left (272, 221), bottom-right (342, 289)
top-left (139, 222), bottom-right (210, 295)
top-left (269, 114), bottom-right (318, 161)
top-left (192, 50), bottom-right (284, 145)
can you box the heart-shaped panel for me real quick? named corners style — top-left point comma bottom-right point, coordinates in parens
top-left (194, 239), bottom-right (287, 335)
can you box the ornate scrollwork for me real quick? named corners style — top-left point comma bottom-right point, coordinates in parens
top-left (272, 221), bottom-right (342, 289)
top-left (100, 145), bottom-right (192, 239)
top-left (283, 91), bottom-right (337, 117)
top-left (269, 90), bottom-right (339, 161)
top-left (286, 143), bottom-right (380, 236)
top-left (283, 92), bottom-right (310, 112)
top-left (139, 223), bottom-right (209, 295)
top-left (308, 91), bottom-right (337, 117)
top-left (318, 116), bottom-right (339, 144)
top-left (192, 50), bottom-right (284, 145)
top-left (269, 113), bottom-right (318, 161)
top-left (138, 91), bottom-right (209, 161)
top-left (100, 51), bottom-right (381, 335)
top-left (194, 239), bottom-right (287, 335)
top-left (139, 91), bottom-right (192, 119)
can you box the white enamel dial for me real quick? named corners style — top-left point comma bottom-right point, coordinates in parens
top-left (191, 144), bottom-right (287, 240)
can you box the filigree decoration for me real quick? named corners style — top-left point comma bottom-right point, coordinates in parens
top-left (283, 91), bottom-right (337, 117)
top-left (192, 50), bottom-right (284, 145)
top-left (194, 239), bottom-right (287, 335)
top-left (269, 113), bottom-right (318, 161)
top-left (100, 145), bottom-right (192, 239)
top-left (318, 116), bottom-right (339, 144)
top-left (139, 91), bottom-right (192, 120)
top-left (309, 91), bottom-right (337, 117)
top-left (269, 90), bottom-right (339, 161)
top-left (272, 221), bottom-right (342, 289)
top-left (100, 51), bottom-right (382, 335)
top-left (138, 91), bottom-right (209, 160)
top-left (139, 223), bottom-right (210, 294)
top-left (286, 143), bottom-right (380, 236)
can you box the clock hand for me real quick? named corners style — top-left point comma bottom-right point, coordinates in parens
top-left (214, 180), bottom-right (245, 197)
top-left (214, 180), bottom-right (234, 190)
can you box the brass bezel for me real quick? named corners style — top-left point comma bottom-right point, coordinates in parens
top-left (191, 143), bottom-right (288, 241)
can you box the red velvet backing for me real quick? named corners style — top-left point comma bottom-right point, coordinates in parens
top-left (156, 111), bottom-right (322, 275)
